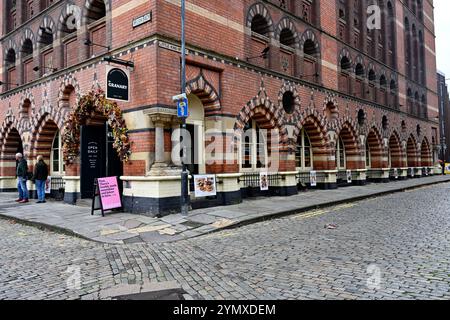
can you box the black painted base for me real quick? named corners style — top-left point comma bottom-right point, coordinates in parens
top-left (368, 178), bottom-right (391, 183)
top-left (0, 188), bottom-right (17, 193)
top-left (353, 180), bottom-right (367, 186)
top-left (64, 192), bottom-right (80, 205)
top-left (122, 195), bottom-right (181, 217)
top-left (317, 182), bottom-right (338, 190)
top-left (191, 190), bottom-right (242, 210)
top-left (241, 186), bottom-right (298, 199)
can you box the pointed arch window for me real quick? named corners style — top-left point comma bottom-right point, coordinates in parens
top-left (336, 137), bottom-right (346, 169)
top-left (241, 121), bottom-right (269, 171)
top-left (366, 141), bottom-right (372, 168)
top-left (51, 130), bottom-right (65, 175)
top-left (296, 129), bottom-right (312, 170)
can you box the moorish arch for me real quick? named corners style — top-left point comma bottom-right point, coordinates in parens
top-left (0, 118), bottom-right (24, 177)
top-left (276, 17), bottom-right (300, 48)
top-left (29, 105), bottom-right (66, 138)
top-left (336, 120), bottom-right (362, 170)
top-left (20, 28), bottom-right (37, 52)
top-left (29, 111), bottom-right (62, 162)
top-left (366, 127), bottom-right (385, 168)
top-left (388, 131), bottom-right (404, 168)
top-left (246, 2), bottom-right (274, 37)
top-left (185, 74), bottom-right (221, 114)
top-left (420, 137), bottom-right (432, 167)
top-left (406, 135), bottom-right (419, 167)
top-left (295, 108), bottom-right (331, 170)
top-left (300, 29), bottom-right (320, 54)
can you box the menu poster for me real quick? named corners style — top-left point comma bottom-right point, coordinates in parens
top-left (98, 177), bottom-right (122, 211)
top-left (194, 175), bottom-right (217, 198)
top-left (310, 171), bottom-right (317, 187)
top-left (347, 170), bottom-right (352, 184)
top-left (45, 176), bottom-right (52, 194)
top-left (260, 172), bottom-right (269, 191)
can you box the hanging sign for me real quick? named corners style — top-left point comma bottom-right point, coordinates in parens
top-left (347, 170), bottom-right (352, 184)
top-left (310, 171), bottom-right (317, 187)
top-left (106, 65), bottom-right (130, 102)
top-left (260, 172), bottom-right (269, 191)
top-left (193, 175), bottom-right (217, 198)
top-left (91, 177), bottom-right (122, 216)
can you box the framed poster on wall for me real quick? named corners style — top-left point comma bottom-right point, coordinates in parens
top-left (310, 171), bottom-right (317, 187)
top-left (260, 172), bottom-right (269, 191)
top-left (193, 175), bottom-right (217, 198)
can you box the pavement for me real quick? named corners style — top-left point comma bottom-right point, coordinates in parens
top-left (0, 175), bottom-right (450, 245)
top-left (0, 181), bottom-right (449, 300)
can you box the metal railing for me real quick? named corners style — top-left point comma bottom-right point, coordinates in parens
top-left (239, 172), bottom-right (283, 188)
top-left (50, 176), bottom-right (65, 201)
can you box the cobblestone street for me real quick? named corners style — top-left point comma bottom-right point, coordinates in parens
top-left (1, 183), bottom-right (450, 300)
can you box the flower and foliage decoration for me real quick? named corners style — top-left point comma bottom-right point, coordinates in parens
top-left (62, 89), bottom-right (132, 164)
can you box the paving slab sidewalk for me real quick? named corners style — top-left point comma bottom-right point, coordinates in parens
top-left (0, 175), bottom-right (449, 244)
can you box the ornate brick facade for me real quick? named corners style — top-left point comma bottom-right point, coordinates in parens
top-left (0, 0), bottom-right (440, 216)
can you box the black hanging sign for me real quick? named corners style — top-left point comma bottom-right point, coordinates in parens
top-left (106, 65), bottom-right (130, 102)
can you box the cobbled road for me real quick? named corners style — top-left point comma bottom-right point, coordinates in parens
top-left (1, 183), bottom-right (450, 300)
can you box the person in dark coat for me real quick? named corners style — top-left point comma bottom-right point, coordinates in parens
top-left (15, 153), bottom-right (29, 203)
top-left (33, 155), bottom-right (49, 204)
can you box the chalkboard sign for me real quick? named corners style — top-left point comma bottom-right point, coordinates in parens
top-left (91, 177), bottom-right (122, 216)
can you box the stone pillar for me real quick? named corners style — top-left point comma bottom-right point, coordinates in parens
top-left (145, 108), bottom-right (180, 176)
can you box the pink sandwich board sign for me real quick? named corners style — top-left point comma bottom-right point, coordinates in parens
top-left (91, 177), bottom-right (122, 216)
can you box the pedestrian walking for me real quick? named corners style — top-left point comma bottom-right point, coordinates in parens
top-left (15, 153), bottom-right (30, 204)
top-left (33, 155), bottom-right (49, 204)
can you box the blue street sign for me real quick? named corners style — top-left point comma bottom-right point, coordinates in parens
top-left (177, 98), bottom-right (189, 118)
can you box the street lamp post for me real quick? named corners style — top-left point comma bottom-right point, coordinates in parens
top-left (180, 0), bottom-right (190, 216)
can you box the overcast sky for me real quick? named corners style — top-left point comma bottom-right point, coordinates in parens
top-left (435, 0), bottom-right (450, 78)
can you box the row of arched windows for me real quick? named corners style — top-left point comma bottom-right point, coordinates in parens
top-left (404, 16), bottom-right (426, 85)
top-left (3, 0), bottom-right (108, 91)
top-left (407, 88), bottom-right (428, 119)
top-left (339, 50), bottom-right (398, 109)
top-left (248, 2), bottom-right (321, 82)
top-left (337, 0), bottom-right (397, 70)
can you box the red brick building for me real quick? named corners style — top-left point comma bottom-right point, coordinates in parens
top-left (0, 0), bottom-right (440, 216)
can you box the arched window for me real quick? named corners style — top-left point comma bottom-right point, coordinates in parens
top-left (365, 141), bottom-right (371, 168)
top-left (38, 23), bottom-right (55, 76)
top-left (60, 11), bottom-right (78, 68)
top-left (279, 28), bottom-right (295, 48)
top-left (295, 129), bottom-right (312, 170)
top-left (387, 2), bottom-right (396, 68)
top-left (5, 48), bottom-right (17, 90)
top-left (302, 37), bottom-right (319, 82)
top-left (336, 137), bottom-right (346, 169)
top-left (251, 15), bottom-right (270, 37)
top-left (51, 130), bottom-right (65, 175)
top-left (86, 0), bottom-right (107, 57)
top-left (339, 56), bottom-right (351, 94)
top-left (22, 38), bottom-right (34, 83)
top-left (241, 121), bottom-right (268, 170)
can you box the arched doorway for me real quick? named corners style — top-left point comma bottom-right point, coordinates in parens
top-left (366, 128), bottom-right (385, 181)
top-left (336, 124), bottom-right (359, 186)
top-left (1, 128), bottom-right (24, 177)
top-left (421, 138), bottom-right (432, 173)
top-left (79, 116), bottom-right (124, 199)
top-left (388, 133), bottom-right (403, 169)
top-left (186, 94), bottom-right (205, 177)
top-left (407, 136), bottom-right (418, 177)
